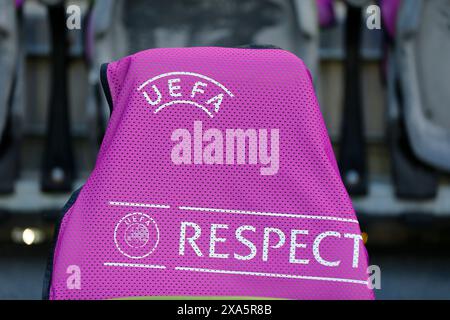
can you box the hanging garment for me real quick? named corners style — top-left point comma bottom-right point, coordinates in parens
top-left (44, 46), bottom-right (374, 300)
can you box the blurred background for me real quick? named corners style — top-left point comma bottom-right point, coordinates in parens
top-left (1, 0), bottom-right (450, 299)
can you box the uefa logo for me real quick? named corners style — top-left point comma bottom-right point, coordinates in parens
top-left (114, 212), bottom-right (160, 259)
top-left (138, 71), bottom-right (234, 118)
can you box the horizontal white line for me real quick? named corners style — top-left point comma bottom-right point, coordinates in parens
top-left (178, 206), bottom-right (358, 223)
top-left (108, 201), bottom-right (357, 223)
top-left (104, 262), bottom-right (167, 269)
top-left (109, 201), bottom-right (170, 209)
top-left (154, 100), bottom-right (213, 118)
top-left (175, 267), bottom-right (368, 285)
top-left (138, 71), bottom-right (234, 97)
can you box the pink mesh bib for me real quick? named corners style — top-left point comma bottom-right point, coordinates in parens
top-left (46, 47), bottom-right (374, 300)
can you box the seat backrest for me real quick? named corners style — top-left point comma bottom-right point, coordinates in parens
top-left (46, 47), bottom-right (373, 300)
top-left (394, 0), bottom-right (450, 172)
top-left (0, 0), bottom-right (19, 141)
top-left (122, 0), bottom-right (320, 78)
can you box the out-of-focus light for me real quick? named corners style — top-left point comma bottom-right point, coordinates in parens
top-left (22, 228), bottom-right (36, 245)
top-left (362, 232), bottom-right (369, 244)
top-left (11, 227), bottom-right (45, 245)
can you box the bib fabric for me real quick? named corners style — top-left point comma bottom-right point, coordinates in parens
top-left (45, 46), bottom-right (374, 300)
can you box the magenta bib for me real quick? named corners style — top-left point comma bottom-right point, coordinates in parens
top-left (46, 47), bottom-right (374, 300)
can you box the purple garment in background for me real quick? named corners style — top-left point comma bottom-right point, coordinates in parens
top-left (15, 0), bottom-right (24, 8)
top-left (316, 0), bottom-right (336, 28)
top-left (381, 0), bottom-right (402, 38)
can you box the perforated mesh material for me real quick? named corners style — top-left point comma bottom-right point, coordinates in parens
top-left (48, 47), bottom-right (374, 300)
